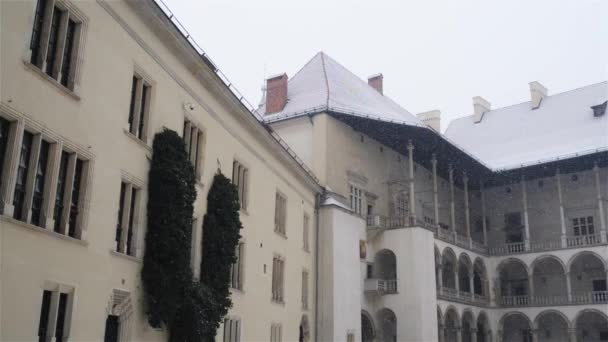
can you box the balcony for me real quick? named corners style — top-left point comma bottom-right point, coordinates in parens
top-left (499, 291), bottom-right (608, 307)
top-left (436, 286), bottom-right (488, 306)
top-left (364, 279), bottom-right (398, 295)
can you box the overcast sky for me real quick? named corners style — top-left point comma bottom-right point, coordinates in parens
top-left (163, 0), bottom-right (607, 131)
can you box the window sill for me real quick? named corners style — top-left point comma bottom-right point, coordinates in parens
top-left (274, 231), bottom-right (287, 240)
top-left (230, 287), bottom-right (245, 294)
top-left (110, 250), bottom-right (142, 263)
top-left (271, 299), bottom-right (285, 306)
top-left (23, 60), bottom-right (80, 101)
top-left (1, 215), bottom-right (87, 246)
top-left (123, 130), bottom-right (152, 153)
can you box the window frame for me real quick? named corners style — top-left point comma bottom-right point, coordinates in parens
top-left (223, 317), bottom-right (241, 342)
top-left (26, 0), bottom-right (87, 93)
top-left (230, 241), bottom-right (245, 290)
top-left (303, 212), bottom-right (310, 252)
top-left (114, 174), bottom-right (143, 257)
top-left (274, 190), bottom-right (287, 237)
top-left (231, 159), bottom-right (249, 211)
top-left (182, 118), bottom-right (206, 181)
top-left (37, 282), bottom-right (75, 342)
top-left (126, 69), bottom-right (154, 144)
top-left (271, 255), bottom-right (285, 303)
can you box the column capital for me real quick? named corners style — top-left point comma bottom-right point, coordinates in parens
top-left (407, 139), bottom-right (414, 150)
top-left (431, 153), bottom-right (437, 164)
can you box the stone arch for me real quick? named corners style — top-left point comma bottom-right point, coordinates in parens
top-left (497, 258), bottom-right (530, 304)
top-left (300, 315), bottom-right (310, 342)
top-left (361, 310), bottom-right (375, 342)
top-left (534, 309), bottom-right (570, 341)
top-left (373, 249), bottom-right (397, 280)
top-left (574, 309), bottom-right (608, 342)
top-left (444, 306), bottom-right (460, 342)
top-left (568, 251), bottom-right (607, 298)
top-left (461, 309), bottom-right (476, 342)
top-left (376, 308), bottom-right (397, 342)
top-left (499, 312), bottom-right (533, 342)
top-left (476, 311), bottom-right (490, 342)
top-left (473, 257), bottom-right (488, 297)
top-left (458, 253), bottom-right (473, 293)
top-left (531, 255), bottom-right (568, 301)
top-left (437, 306), bottom-right (444, 342)
top-left (442, 248), bottom-right (458, 289)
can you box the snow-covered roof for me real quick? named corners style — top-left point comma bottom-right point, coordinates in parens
top-left (445, 82), bottom-right (608, 171)
top-left (260, 52), bottom-right (424, 127)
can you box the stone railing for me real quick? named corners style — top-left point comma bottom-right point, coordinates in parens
top-left (488, 242), bottom-right (526, 255)
top-left (366, 215), bottom-right (412, 230)
top-left (529, 238), bottom-right (562, 252)
top-left (566, 234), bottom-right (604, 247)
top-left (436, 228), bottom-right (456, 244)
top-left (364, 278), bottom-right (398, 295)
top-left (437, 287), bottom-right (488, 306)
top-left (499, 292), bottom-right (608, 307)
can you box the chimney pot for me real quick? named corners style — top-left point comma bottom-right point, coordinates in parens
top-left (416, 110), bottom-right (441, 132)
top-left (265, 73), bottom-right (288, 115)
top-left (368, 74), bottom-right (383, 95)
top-left (473, 96), bottom-right (491, 123)
top-left (529, 81), bottom-right (547, 109)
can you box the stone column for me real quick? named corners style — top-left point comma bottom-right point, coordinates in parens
top-left (449, 166), bottom-right (456, 234)
top-left (480, 180), bottom-right (488, 246)
top-left (469, 271), bottom-right (475, 295)
top-left (531, 329), bottom-right (539, 342)
top-left (437, 262), bottom-right (443, 289)
top-left (496, 330), bottom-right (502, 342)
top-left (456, 327), bottom-right (462, 342)
top-left (566, 271), bottom-right (573, 302)
top-left (594, 163), bottom-right (607, 243)
top-left (407, 141), bottom-right (416, 224)
top-left (471, 329), bottom-right (478, 342)
top-left (568, 328), bottom-right (577, 342)
top-left (432, 155), bottom-right (440, 226)
top-left (438, 325), bottom-right (445, 342)
top-left (556, 168), bottom-right (568, 247)
top-left (454, 263), bottom-right (460, 293)
top-left (463, 172), bottom-right (471, 246)
top-left (521, 175), bottom-right (531, 250)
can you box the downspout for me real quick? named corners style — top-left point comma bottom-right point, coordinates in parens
top-left (314, 190), bottom-right (323, 342)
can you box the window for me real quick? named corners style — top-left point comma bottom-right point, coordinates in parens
top-left (223, 318), bottom-right (241, 342)
top-left (50, 150), bottom-right (88, 238)
top-left (504, 212), bottom-right (523, 243)
top-left (127, 74), bottom-right (151, 142)
top-left (183, 120), bottom-right (204, 178)
top-left (37, 288), bottom-right (73, 342)
top-left (232, 160), bottom-right (248, 210)
top-left (274, 192), bottom-right (287, 236)
top-left (230, 242), bottom-right (244, 290)
top-left (270, 323), bottom-right (282, 342)
top-left (366, 263), bottom-right (373, 279)
top-left (394, 192), bottom-right (408, 218)
top-left (0, 117), bottom-right (10, 193)
top-left (303, 213), bottom-right (310, 252)
top-left (271, 256), bottom-right (285, 302)
top-left (31, 141), bottom-right (50, 226)
top-left (13, 131), bottom-right (33, 221)
top-left (349, 184), bottom-right (363, 215)
top-left (573, 216), bottom-right (595, 236)
top-left (29, 0), bottom-right (82, 90)
top-left (347, 332), bottom-right (355, 342)
top-left (302, 270), bottom-right (309, 310)
top-left (115, 181), bottom-right (140, 256)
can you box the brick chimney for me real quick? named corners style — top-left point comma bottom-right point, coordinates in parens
top-left (368, 74), bottom-right (383, 95)
top-left (529, 81), bottom-right (547, 109)
top-left (265, 73), bottom-right (288, 114)
top-left (416, 110), bottom-right (441, 132)
top-left (473, 96), bottom-right (491, 123)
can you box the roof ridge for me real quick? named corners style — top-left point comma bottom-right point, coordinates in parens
top-left (288, 51), bottom-right (325, 83)
top-left (320, 52), bottom-right (330, 108)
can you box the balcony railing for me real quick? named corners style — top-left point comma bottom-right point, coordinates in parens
top-left (488, 242), bottom-right (525, 255)
top-left (366, 215), bottom-right (412, 230)
top-left (566, 234), bottom-right (603, 247)
top-left (364, 279), bottom-right (398, 295)
top-left (499, 291), bottom-right (608, 307)
top-left (437, 287), bottom-right (488, 306)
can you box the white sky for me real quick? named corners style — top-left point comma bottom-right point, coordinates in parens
top-left (163, 0), bottom-right (608, 130)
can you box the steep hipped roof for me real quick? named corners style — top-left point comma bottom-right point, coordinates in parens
top-left (445, 82), bottom-right (608, 171)
top-left (260, 52), bottom-right (425, 127)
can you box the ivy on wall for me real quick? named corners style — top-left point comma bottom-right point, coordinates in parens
top-left (141, 129), bottom-right (242, 342)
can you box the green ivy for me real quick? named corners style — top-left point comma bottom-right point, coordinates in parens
top-left (142, 129), bottom-right (242, 342)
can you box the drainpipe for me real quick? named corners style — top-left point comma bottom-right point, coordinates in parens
top-left (314, 190), bottom-right (322, 342)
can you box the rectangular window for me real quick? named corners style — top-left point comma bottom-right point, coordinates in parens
top-left (67, 159), bottom-right (83, 237)
top-left (37, 288), bottom-right (72, 342)
top-left (183, 120), bottom-right (204, 177)
top-left (0, 117), bottom-right (12, 198)
top-left (572, 216), bottom-right (595, 236)
top-left (31, 140), bottom-right (50, 227)
top-left (271, 256), bottom-right (285, 302)
top-left (303, 213), bottom-right (310, 252)
top-left (270, 323), bottom-right (282, 342)
top-left (13, 131), bottom-right (33, 220)
top-left (29, 0), bottom-right (81, 89)
top-left (127, 74), bottom-right (151, 142)
top-left (349, 184), bottom-right (363, 215)
top-left (223, 318), bottom-right (241, 342)
top-left (230, 242), bottom-right (244, 290)
top-left (115, 181), bottom-right (139, 256)
top-left (302, 270), bottom-right (309, 310)
top-left (274, 192), bottom-right (287, 236)
top-left (53, 151), bottom-right (69, 232)
top-left (232, 160), bottom-right (249, 210)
